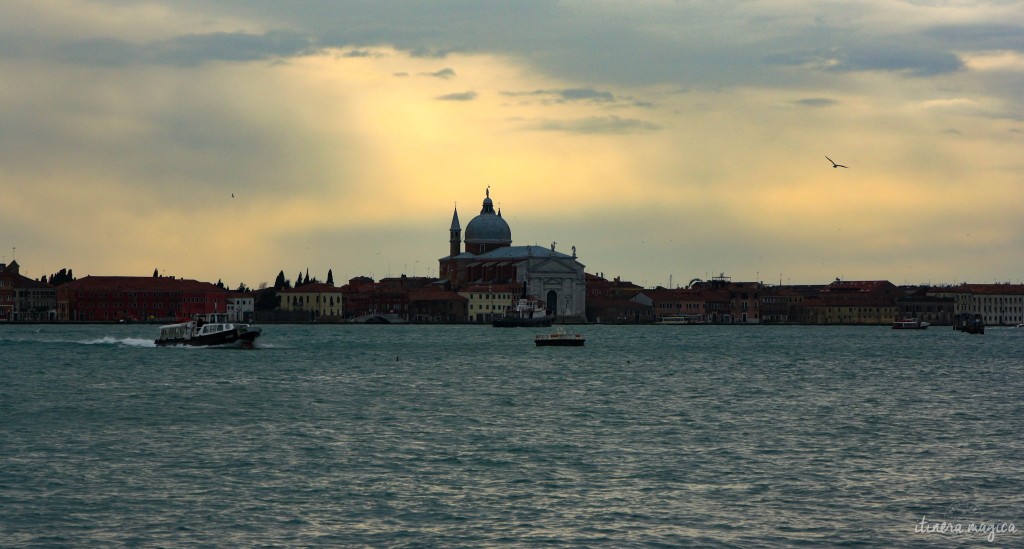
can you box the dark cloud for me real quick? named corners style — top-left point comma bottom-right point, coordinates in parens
top-left (55, 30), bottom-right (316, 66)
top-left (768, 41), bottom-right (964, 77)
top-left (503, 88), bottom-right (616, 103)
top-left (526, 116), bottom-right (662, 134)
top-left (153, 30), bottom-right (314, 65)
top-left (342, 49), bottom-right (376, 58)
top-left (16, 2), bottom-right (1006, 88)
top-left (423, 68), bottom-right (457, 79)
top-left (409, 47), bottom-right (466, 59)
top-left (924, 23), bottom-right (1024, 52)
top-left (558, 88), bottom-right (615, 102)
top-left (830, 43), bottom-right (964, 76)
top-left (436, 91), bottom-right (477, 101)
top-left (794, 98), bottom-right (838, 107)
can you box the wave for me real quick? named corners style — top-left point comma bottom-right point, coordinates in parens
top-left (79, 336), bottom-right (156, 348)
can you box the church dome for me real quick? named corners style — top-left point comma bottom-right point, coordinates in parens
top-left (464, 188), bottom-right (511, 251)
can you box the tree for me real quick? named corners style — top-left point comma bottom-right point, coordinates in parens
top-left (153, 268), bottom-right (159, 277)
top-left (296, 271), bottom-right (304, 287)
top-left (48, 268), bottom-right (76, 286)
top-left (327, 269), bottom-right (334, 285)
top-left (274, 270), bottom-right (287, 291)
top-left (255, 289), bottom-right (280, 311)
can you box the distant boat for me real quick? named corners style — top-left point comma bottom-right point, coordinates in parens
top-left (892, 318), bottom-right (929, 330)
top-left (656, 314), bottom-right (703, 325)
top-left (535, 327), bottom-right (585, 347)
top-left (492, 297), bottom-right (553, 327)
top-left (155, 313), bottom-right (261, 347)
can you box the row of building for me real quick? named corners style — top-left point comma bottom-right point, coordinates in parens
top-left (3, 260), bottom-right (1023, 326)
top-left (3, 189), bottom-right (1022, 325)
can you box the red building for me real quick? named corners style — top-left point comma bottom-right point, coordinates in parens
top-left (408, 288), bottom-right (467, 323)
top-left (339, 276), bottom-right (414, 320)
top-left (56, 276), bottom-right (228, 322)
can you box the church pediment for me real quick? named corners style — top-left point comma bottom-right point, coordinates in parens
top-left (517, 257), bottom-right (582, 274)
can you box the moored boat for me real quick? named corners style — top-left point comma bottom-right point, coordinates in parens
top-left (656, 314), bottom-right (703, 325)
top-left (492, 297), bottom-right (553, 327)
top-left (535, 328), bottom-right (585, 346)
top-left (892, 318), bottom-right (929, 330)
top-left (155, 313), bottom-right (262, 347)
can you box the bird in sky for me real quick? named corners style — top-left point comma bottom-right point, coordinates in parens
top-left (826, 156), bottom-right (848, 168)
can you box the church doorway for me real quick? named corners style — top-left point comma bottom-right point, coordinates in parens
top-left (546, 290), bottom-right (558, 316)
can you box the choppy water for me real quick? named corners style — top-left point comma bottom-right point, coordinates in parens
top-left (2, 324), bottom-right (1022, 547)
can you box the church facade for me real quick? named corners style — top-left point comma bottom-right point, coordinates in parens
top-left (438, 189), bottom-right (587, 322)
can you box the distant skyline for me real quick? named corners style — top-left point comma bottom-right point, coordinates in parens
top-left (2, 1), bottom-right (1022, 288)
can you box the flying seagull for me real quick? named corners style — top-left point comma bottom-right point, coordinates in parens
top-left (826, 156), bottom-right (848, 168)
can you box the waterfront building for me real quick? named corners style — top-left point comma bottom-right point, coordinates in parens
top-left (727, 282), bottom-right (762, 323)
top-left (642, 288), bottom-right (708, 322)
top-left (0, 264), bottom-right (10, 319)
top-left (459, 283), bottom-right (521, 323)
top-left (340, 277), bottom-right (411, 321)
top-left (895, 287), bottom-right (954, 325)
top-left (0, 261), bottom-right (57, 321)
top-left (797, 297), bottom-right (898, 325)
top-left (408, 288), bottom-right (467, 323)
top-left (585, 295), bottom-right (653, 324)
top-left (930, 283), bottom-right (1024, 326)
top-left (586, 273), bottom-right (610, 298)
top-left (56, 276), bottom-right (227, 322)
top-left (636, 287), bottom-right (738, 324)
top-left (438, 189), bottom-right (587, 322)
top-left (586, 273), bottom-right (645, 301)
top-left (226, 292), bottom-right (255, 323)
top-left (795, 279), bottom-right (899, 325)
top-left (688, 274), bottom-right (763, 323)
top-left (278, 282), bottom-right (345, 321)
top-left (759, 287), bottom-right (804, 324)
top-left (585, 273), bottom-right (652, 323)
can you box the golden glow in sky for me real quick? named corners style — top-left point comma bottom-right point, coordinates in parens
top-left (1, 0), bottom-right (1022, 288)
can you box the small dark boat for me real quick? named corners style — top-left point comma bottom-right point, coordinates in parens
top-left (953, 313), bottom-right (985, 335)
top-left (535, 328), bottom-right (585, 347)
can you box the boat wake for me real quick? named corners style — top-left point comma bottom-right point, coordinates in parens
top-left (79, 336), bottom-right (156, 348)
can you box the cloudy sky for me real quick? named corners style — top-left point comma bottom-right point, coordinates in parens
top-left (2, 0), bottom-right (1022, 288)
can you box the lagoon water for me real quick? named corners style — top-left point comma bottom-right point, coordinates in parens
top-left (2, 324), bottom-right (1022, 547)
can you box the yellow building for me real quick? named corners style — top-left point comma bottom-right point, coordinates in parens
top-left (459, 284), bottom-right (521, 323)
top-left (279, 283), bottom-right (345, 320)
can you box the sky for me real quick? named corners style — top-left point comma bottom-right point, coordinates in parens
top-left (2, 0), bottom-right (1022, 289)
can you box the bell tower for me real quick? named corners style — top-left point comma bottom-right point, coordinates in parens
top-left (449, 206), bottom-right (461, 257)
